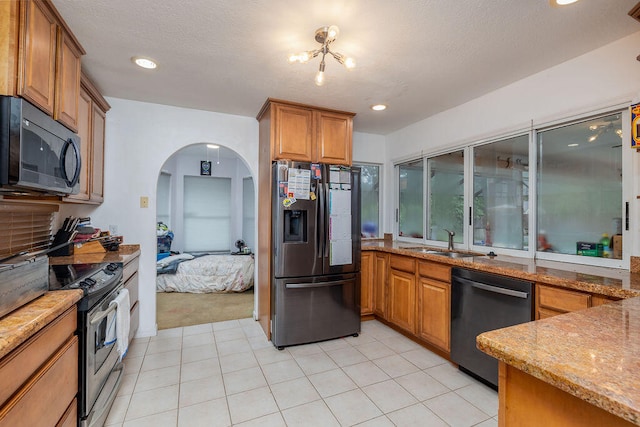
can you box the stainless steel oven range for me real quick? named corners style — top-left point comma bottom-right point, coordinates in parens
top-left (49, 262), bottom-right (124, 427)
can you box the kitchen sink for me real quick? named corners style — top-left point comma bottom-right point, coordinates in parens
top-left (406, 248), bottom-right (481, 258)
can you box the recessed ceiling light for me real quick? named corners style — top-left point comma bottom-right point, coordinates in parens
top-left (371, 104), bottom-right (387, 111)
top-left (549, 0), bottom-right (579, 6)
top-left (207, 144), bottom-right (219, 149)
top-left (132, 56), bottom-right (158, 69)
top-left (568, 143), bottom-right (579, 147)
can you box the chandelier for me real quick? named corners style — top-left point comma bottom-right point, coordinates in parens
top-left (288, 25), bottom-right (355, 86)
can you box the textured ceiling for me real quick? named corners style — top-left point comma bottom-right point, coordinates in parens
top-left (52, 0), bottom-right (639, 135)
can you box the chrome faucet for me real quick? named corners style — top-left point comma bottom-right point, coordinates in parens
top-left (444, 229), bottom-right (455, 251)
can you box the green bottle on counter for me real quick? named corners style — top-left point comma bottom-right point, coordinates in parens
top-left (599, 233), bottom-right (610, 257)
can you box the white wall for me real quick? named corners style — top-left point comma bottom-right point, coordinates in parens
top-left (383, 31), bottom-right (640, 247)
top-left (69, 99), bottom-right (259, 338)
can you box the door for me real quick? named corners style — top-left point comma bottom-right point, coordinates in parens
top-left (271, 274), bottom-right (360, 348)
top-left (388, 268), bottom-right (416, 333)
top-left (418, 277), bottom-right (450, 351)
top-left (272, 103), bottom-right (313, 162)
top-left (272, 162), bottom-right (322, 278)
top-left (323, 165), bottom-right (361, 275)
top-left (373, 253), bottom-right (387, 318)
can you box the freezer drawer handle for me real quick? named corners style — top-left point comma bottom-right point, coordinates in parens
top-left (456, 276), bottom-right (528, 299)
top-left (286, 279), bottom-right (350, 289)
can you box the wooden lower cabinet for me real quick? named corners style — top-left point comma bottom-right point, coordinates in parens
top-left (388, 255), bottom-right (416, 333)
top-left (417, 277), bottom-right (451, 352)
top-left (535, 284), bottom-right (620, 320)
top-left (498, 362), bottom-right (634, 427)
top-left (360, 252), bottom-right (374, 316)
top-left (0, 306), bottom-right (78, 427)
top-left (373, 253), bottom-right (388, 319)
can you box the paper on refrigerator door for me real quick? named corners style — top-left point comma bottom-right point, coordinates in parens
top-left (329, 189), bottom-right (351, 215)
top-left (330, 215), bottom-right (351, 240)
top-left (330, 239), bottom-right (352, 265)
top-left (329, 188), bottom-right (352, 265)
top-left (287, 168), bottom-right (311, 200)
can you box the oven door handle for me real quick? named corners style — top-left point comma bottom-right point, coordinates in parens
top-left (91, 303), bottom-right (118, 326)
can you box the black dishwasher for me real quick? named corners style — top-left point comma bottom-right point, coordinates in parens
top-left (450, 267), bottom-right (533, 388)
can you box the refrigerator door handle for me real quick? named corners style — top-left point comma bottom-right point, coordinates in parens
top-left (324, 182), bottom-right (330, 258)
top-left (317, 179), bottom-right (324, 260)
top-left (286, 279), bottom-right (351, 289)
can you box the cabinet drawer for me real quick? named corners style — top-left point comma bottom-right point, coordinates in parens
top-left (124, 271), bottom-right (139, 306)
top-left (537, 285), bottom-right (591, 313)
top-left (0, 307), bottom-right (76, 406)
top-left (0, 336), bottom-right (78, 427)
top-left (56, 398), bottom-right (77, 427)
top-left (418, 261), bottom-right (451, 282)
top-left (123, 256), bottom-right (139, 283)
top-left (389, 255), bottom-right (415, 274)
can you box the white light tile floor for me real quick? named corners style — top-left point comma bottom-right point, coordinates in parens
top-left (105, 319), bottom-right (498, 427)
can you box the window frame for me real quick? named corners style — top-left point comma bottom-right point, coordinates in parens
top-left (392, 106), bottom-right (630, 269)
top-left (354, 162), bottom-right (383, 239)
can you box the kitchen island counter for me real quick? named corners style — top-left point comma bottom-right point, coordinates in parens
top-left (477, 298), bottom-right (640, 426)
top-left (362, 240), bottom-right (640, 299)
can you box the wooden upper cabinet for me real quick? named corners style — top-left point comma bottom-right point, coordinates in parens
top-left (315, 110), bottom-right (352, 165)
top-left (3, 0), bottom-right (85, 131)
top-left (90, 103), bottom-right (105, 202)
top-left (63, 74), bottom-right (109, 204)
top-left (272, 103), bottom-right (314, 162)
top-left (258, 99), bottom-right (355, 165)
top-left (54, 27), bottom-right (82, 131)
top-left (19, 0), bottom-right (57, 114)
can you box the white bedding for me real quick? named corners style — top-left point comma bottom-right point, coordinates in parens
top-left (156, 254), bottom-right (254, 293)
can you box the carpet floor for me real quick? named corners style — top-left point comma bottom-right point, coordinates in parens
top-left (156, 288), bottom-right (254, 330)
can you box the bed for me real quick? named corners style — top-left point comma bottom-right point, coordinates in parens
top-left (156, 253), bottom-right (254, 293)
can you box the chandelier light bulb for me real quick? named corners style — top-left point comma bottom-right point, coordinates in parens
top-left (288, 53), bottom-right (298, 63)
top-left (327, 25), bottom-right (340, 40)
top-left (588, 135), bottom-right (597, 142)
top-left (315, 70), bottom-right (325, 86)
top-left (344, 57), bottom-right (356, 69)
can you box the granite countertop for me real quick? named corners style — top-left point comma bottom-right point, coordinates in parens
top-left (362, 240), bottom-right (640, 299)
top-left (48, 244), bottom-right (140, 266)
top-left (477, 298), bottom-right (640, 425)
top-left (0, 290), bottom-right (83, 359)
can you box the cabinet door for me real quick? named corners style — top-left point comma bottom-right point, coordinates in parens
top-left (19, 0), bottom-right (57, 114)
top-left (360, 252), bottom-right (374, 316)
top-left (64, 88), bottom-right (91, 202)
top-left (90, 104), bottom-right (105, 202)
top-left (388, 268), bottom-right (416, 333)
top-left (54, 28), bottom-right (82, 131)
top-left (272, 103), bottom-right (313, 162)
top-left (417, 277), bottom-right (450, 351)
top-left (373, 253), bottom-right (387, 318)
top-left (535, 284), bottom-right (590, 320)
top-left (315, 110), bottom-right (352, 165)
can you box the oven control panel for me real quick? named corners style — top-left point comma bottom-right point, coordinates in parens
top-left (69, 263), bottom-right (122, 293)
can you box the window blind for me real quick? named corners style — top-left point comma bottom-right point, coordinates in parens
top-left (183, 176), bottom-right (231, 252)
top-left (0, 202), bottom-right (58, 258)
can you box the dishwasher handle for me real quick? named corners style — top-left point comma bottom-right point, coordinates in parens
top-left (455, 276), bottom-right (529, 299)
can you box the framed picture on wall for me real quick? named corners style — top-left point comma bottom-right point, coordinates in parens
top-left (200, 161), bottom-right (211, 176)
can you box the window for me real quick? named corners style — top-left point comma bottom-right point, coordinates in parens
top-left (393, 108), bottom-right (625, 266)
top-left (356, 163), bottom-right (381, 238)
top-left (398, 159), bottom-right (424, 238)
top-left (537, 113), bottom-right (622, 258)
top-left (183, 176), bottom-right (231, 252)
top-left (427, 151), bottom-right (464, 244)
top-left (156, 172), bottom-right (171, 228)
top-left (473, 136), bottom-right (529, 250)
top-left (242, 177), bottom-right (255, 251)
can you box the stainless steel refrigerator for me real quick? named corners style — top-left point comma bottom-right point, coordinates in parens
top-left (271, 161), bottom-right (361, 349)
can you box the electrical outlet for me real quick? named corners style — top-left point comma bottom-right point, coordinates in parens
top-left (109, 224), bottom-right (118, 235)
top-left (140, 196), bottom-right (149, 208)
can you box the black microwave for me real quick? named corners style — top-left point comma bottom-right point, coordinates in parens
top-left (0, 96), bottom-right (81, 196)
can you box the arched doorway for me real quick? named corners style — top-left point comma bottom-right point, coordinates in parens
top-left (154, 143), bottom-right (256, 329)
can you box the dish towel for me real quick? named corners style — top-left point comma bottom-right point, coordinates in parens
top-left (105, 288), bottom-right (130, 361)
